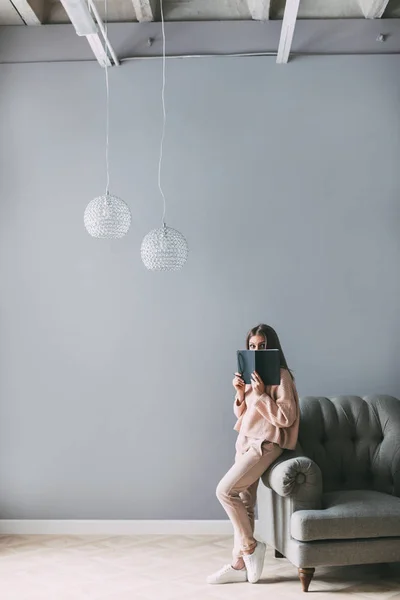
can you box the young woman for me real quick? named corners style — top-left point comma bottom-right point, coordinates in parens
top-left (207, 323), bottom-right (300, 585)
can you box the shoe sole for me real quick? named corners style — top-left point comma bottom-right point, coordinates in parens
top-left (207, 579), bottom-right (247, 584)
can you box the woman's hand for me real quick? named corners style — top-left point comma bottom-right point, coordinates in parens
top-left (233, 372), bottom-right (245, 400)
top-left (251, 371), bottom-right (266, 396)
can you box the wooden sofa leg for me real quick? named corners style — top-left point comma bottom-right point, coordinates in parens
top-left (298, 567), bottom-right (315, 592)
top-left (274, 550), bottom-right (285, 558)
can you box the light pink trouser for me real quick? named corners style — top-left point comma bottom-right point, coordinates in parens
top-left (216, 441), bottom-right (283, 561)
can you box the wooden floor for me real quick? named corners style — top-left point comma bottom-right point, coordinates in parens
top-left (0, 534), bottom-right (399, 599)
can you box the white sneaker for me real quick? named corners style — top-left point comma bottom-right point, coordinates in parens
top-left (243, 541), bottom-right (266, 583)
top-left (206, 564), bottom-right (247, 584)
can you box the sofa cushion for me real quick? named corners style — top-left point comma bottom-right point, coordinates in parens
top-left (291, 489), bottom-right (400, 542)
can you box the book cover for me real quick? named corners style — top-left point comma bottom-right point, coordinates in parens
top-left (237, 349), bottom-right (280, 386)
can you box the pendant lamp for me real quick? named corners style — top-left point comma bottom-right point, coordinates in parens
top-left (140, 0), bottom-right (188, 270)
top-left (84, 0), bottom-right (131, 239)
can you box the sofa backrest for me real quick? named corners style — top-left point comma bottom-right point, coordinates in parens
top-left (297, 395), bottom-right (400, 496)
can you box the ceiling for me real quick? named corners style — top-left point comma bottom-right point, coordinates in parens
top-left (2, 0), bottom-right (400, 25)
top-left (2, 0), bottom-right (400, 67)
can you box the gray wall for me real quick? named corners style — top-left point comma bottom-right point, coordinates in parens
top-left (0, 54), bottom-right (399, 519)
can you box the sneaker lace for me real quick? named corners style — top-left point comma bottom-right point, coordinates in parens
top-left (244, 553), bottom-right (257, 566)
top-left (219, 564), bottom-right (233, 575)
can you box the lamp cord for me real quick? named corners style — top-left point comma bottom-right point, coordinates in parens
top-left (104, 0), bottom-right (110, 196)
top-left (158, 0), bottom-right (167, 226)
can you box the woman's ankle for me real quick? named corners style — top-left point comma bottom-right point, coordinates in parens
top-left (232, 558), bottom-right (245, 570)
top-left (242, 543), bottom-right (257, 556)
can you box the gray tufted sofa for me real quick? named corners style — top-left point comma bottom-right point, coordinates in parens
top-left (258, 394), bottom-right (400, 592)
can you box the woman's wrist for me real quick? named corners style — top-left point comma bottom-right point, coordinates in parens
top-left (235, 391), bottom-right (245, 403)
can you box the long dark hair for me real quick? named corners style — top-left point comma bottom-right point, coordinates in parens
top-left (246, 323), bottom-right (294, 381)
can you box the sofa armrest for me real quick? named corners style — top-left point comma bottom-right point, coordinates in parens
top-left (262, 452), bottom-right (323, 509)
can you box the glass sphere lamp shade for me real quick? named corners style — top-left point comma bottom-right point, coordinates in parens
top-left (141, 223), bottom-right (188, 271)
top-left (84, 193), bottom-right (131, 238)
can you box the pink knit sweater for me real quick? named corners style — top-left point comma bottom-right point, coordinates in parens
top-left (233, 367), bottom-right (300, 450)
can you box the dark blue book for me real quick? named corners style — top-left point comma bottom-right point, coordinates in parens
top-left (237, 349), bottom-right (281, 386)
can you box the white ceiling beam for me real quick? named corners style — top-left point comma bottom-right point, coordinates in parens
top-left (131, 0), bottom-right (157, 21)
top-left (8, 0), bottom-right (44, 24)
top-left (86, 33), bottom-right (112, 67)
top-left (276, 0), bottom-right (300, 64)
top-left (247, 0), bottom-right (271, 20)
top-left (358, 0), bottom-right (389, 18)
top-left (0, 0), bottom-right (24, 24)
top-left (58, 0), bottom-right (119, 67)
top-left (87, 0), bottom-right (120, 65)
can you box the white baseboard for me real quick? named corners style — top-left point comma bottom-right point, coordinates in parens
top-left (0, 519), bottom-right (259, 536)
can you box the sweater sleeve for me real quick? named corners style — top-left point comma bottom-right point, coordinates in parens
top-left (254, 369), bottom-right (297, 428)
top-left (233, 393), bottom-right (246, 418)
